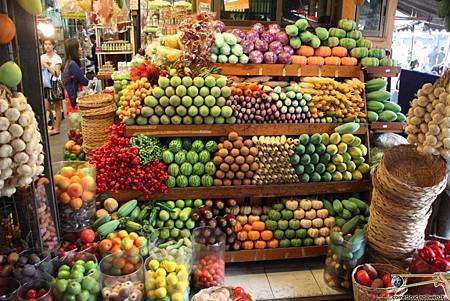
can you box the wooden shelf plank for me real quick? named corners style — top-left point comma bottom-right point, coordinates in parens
top-left (125, 123), bottom-right (368, 137)
top-left (213, 63), bottom-right (362, 78)
top-left (365, 66), bottom-right (401, 78)
top-left (370, 122), bottom-right (405, 133)
top-left (225, 246), bottom-right (327, 263)
top-left (106, 180), bottom-right (371, 202)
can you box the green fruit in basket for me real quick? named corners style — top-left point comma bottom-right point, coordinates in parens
top-left (67, 281), bottom-right (82, 295)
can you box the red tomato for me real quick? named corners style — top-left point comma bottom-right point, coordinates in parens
top-left (26, 289), bottom-right (37, 299)
top-left (382, 273), bottom-right (392, 287)
top-left (234, 287), bottom-right (245, 296)
top-left (80, 229), bottom-right (96, 243)
top-left (356, 270), bottom-right (372, 286)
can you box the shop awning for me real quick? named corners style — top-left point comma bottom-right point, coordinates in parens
top-left (397, 0), bottom-right (439, 19)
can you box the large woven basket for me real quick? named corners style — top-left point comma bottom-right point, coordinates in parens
top-left (367, 144), bottom-right (447, 267)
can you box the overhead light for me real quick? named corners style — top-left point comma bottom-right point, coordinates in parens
top-left (37, 22), bottom-right (55, 37)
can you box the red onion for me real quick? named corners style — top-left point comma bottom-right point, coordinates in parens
top-left (261, 31), bottom-right (274, 43)
top-left (252, 23), bottom-right (265, 34)
top-left (274, 31), bottom-right (289, 45)
top-left (263, 51), bottom-right (278, 63)
top-left (249, 50), bottom-right (264, 63)
top-left (278, 51), bottom-right (293, 64)
top-left (254, 40), bottom-right (269, 52)
top-left (269, 41), bottom-right (283, 55)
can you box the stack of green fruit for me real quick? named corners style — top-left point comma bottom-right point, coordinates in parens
top-left (323, 197), bottom-right (369, 234)
top-left (155, 199), bottom-right (201, 240)
top-left (366, 78), bottom-right (406, 123)
top-left (163, 138), bottom-right (218, 188)
top-left (286, 18), bottom-right (321, 49)
top-left (290, 128), bottom-right (370, 183)
top-left (112, 78), bottom-right (130, 104)
top-left (211, 32), bottom-right (248, 64)
top-left (140, 70), bottom-right (235, 125)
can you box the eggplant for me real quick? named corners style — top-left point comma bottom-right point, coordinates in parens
top-left (215, 200), bottom-right (225, 210)
top-left (205, 199), bottom-right (213, 208)
top-left (232, 241), bottom-right (242, 251)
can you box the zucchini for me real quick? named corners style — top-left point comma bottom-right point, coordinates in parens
top-left (97, 220), bottom-right (120, 237)
top-left (333, 199), bottom-right (343, 213)
top-left (92, 214), bottom-right (111, 231)
top-left (342, 200), bottom-right (359, 214)
top-left (342, 216), bottom-right (360, 235)
top-left (348, 197), bottom-right (368, 211)
top-left (323, 200), bottom-right (335, 216)
top-left (118, 199), bottom-right (138, 218)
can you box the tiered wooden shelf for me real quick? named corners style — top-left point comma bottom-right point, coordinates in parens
top-left (107, 180), bottom-right (371, 202)
top-left (370, 122), bottom-right (405, 134)
top-left (225, 246), bottom-right (328, 263)
top-left (125, 123), bottom-right (368, 138)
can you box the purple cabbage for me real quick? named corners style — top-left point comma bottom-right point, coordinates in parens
top-left (254, 40), bottom-right (268, 52)
top-left (231, 29), bottom-right (246, 42)
top-left (241, 39), bottom-right (254, 54)
top-left (263, 51), bottom-right (278, 64)
top-left (274, 31), bottom-right (289, 46)
top-left (249, 50), bottom-right (264, 64)
top-left (283, 46), bottom-right (294, 55)
top-left (214, 20), bottom-right (226, 33)
top-left (278, 51), bottom-right (292, 64)
top-left (268, 23), bottom-right (281, 33)
top-left (246, 30), bottom-right (260, 41)
top-left (268, 41), bottom-right (283, 55)
top-left (260, 31), bottom-right (274, 43)
top-left (252, 23), bottom-right (265, 34)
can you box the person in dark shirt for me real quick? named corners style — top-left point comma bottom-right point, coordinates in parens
top-left (62, 38), bottom-right (89, 108)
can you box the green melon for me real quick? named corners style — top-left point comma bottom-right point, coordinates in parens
top-left (188, 175), bottom-right (201, 187)
top-left (168, 163), bottom-right (180, 177)
top-left (166, 176), bottom-right (176, 188)
top-left (176, 175), bottom-right (188, 187)
top-left (186, 151), bottom-right (199, 164)
top-left (204, 162), bottom-right (216, 176)
top-left (198, 150), bottom-right (211, 163)
top-left (168, 139), bottom-right (182, 153)
top-left (180, 162), bottom-right (193, 176)
top-left (201, 175), bottom-right (214, 187)
top-left (193, 162), bottom-right (205, 175)
top-left (191, 140), bottom-right (205, 152)
top-left (205, 140), bottom-right (218, 153)
top-left (174, 151), bottom-right (186, 165)
top-left (162, 150), bottom-right (174, 164)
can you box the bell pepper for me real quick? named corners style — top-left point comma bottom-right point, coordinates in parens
top-left (445, 241), bottom-right (450, 255)
top-left (426, 240), bottom-right (441, 248)
top-left (429, 244), bottom-right (445, 259)
top-left (431, 258), bottom-right (450, 272)
top-left (418, 246), bottom-right (436, 263)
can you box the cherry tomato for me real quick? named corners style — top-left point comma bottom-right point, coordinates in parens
top-left (234, 287), bottom-right (245, 296)
top-left (382, 273), bottom-right (392, 287)
top-left (80, 229), bottom-right (96, 243)
top-left (356, 270), bottom-right (372, 286)
top-left (26, 289), bottom-right (37, 299)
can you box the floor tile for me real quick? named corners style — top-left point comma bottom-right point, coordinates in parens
top-left (266, 270), bottom-right (322, 299)
top-left (311, 268), bottom-right (349, 296)
top-left (225, 273), bottom-right (274, 300)
top-left (227, 262), bottom-right (265, 275)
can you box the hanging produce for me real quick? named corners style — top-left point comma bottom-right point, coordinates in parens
top-left (16, 0), bottom-right (43, 16)
top-left (0, 61), bottom-right (22, 88)
top-left (0, 14), bottom-right (16, 45)
top-left (0, 87), bottom-right (44, 197)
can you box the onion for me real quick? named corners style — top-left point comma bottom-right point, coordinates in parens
top-left (283, 46), bottom-right (294, 55)
top-left (252, 23), bottom-right (265, 34)
top-left (274, 31), bottom-right (289, 45)
top-left (231, 29), bottom-right (246, 42)
top-left (215, 20), bottom-right (226, 32)
top-left (241, 39), bottom-right (254, 54)
top-left (254, 40), bottom-right (268, 52)
top-left (269, 41), bottom-right (283, 55)
top-left (261, 31), bottom-right (274, 43)
top-left (249, 50), bottom-right (264, 64)
top-left (278, 51), bottom-right (293, 64)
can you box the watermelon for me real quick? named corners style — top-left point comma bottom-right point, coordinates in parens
top-left (182, 138), bottom-right (192, 150)
top-left (166, 176), bottom-right (176, 188)
top-left (176, 175), bottom-right (188, 187)
top-left (168, 164), bottom-right (180, 177)
top-left (205, 140), bottom-right (218, 153)
top-left (204, 162), bottom-right (216, 176)
top-left (180, 162), bottom-right (193, 176)
top-left (174, 151), bottom-right (186, 165)
top-left (162, 150), bottom-right (174, 164)
top-left (198, 150), bottom-right (211, 163)
top-left (189, 175), bottom-right (201, 187)
top-left (168, 139), bottom-right (182, 152)
top-left (201, 175), bottom-right (214, 187)
top-left (191, 140), bottom-right (205, 152)
top-left (186, 151), bottom-right (199, 164)
top-left (193, 162), bottom-right (205, 176)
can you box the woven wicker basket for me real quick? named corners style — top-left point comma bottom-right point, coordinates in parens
top-left (367, 144), bottom-right (447, 267)
top-left (77, 93), bottom-right (114, 108)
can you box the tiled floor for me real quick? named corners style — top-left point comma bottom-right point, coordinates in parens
top-left (225, 258), bottom-right (352, 301)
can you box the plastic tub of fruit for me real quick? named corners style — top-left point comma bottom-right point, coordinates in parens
top-left (50, 252), bottom-right (101, 301)
top-left (191, 286), bottom-right (254, 301)
top-left (17, 279), bottom-right (52, 301)
top-left (13, 249), bottom-right (51, 284)
top-left (0, 277), bottom-right (20, 301)
top-left (52, 161), bottom-right (96, 232)
top-left (352, 263), bottom-right (408, 301)
top-left (192, 226), bottom-right (226, 290)
top-left (100, 251), bottom-right (145, 301)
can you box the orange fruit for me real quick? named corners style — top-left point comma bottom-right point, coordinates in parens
top-left (59, 192), bottom-right (71, 204)
top-left (70, 197), bottom-right (83, 209)
top-left (67, 183), bottom-right (83, 198)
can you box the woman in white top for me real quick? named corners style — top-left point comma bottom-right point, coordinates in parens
top-left (41, 38), bottom-right (62, 135)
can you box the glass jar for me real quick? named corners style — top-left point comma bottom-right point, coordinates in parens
top-left (51, 252), bottom-right (100, 301)
top-left (100, 252), bottom-right (145, 301)
top-left (53, 161), bottom-right (96, 232)
top-left (192, 227), bottom-right (226, 290)
top-left (0, 277), bottom-right (20, 301)
top-left (17, 279), bottom-right (52, 301)
top-left (324, 230), bottom-right (366, 290)
top-left (144, 233), bottom-right (192, 301)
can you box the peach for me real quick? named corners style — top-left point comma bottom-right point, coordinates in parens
top-left (54, 175), bottom-right (70, 190)
top-left (78, 167), bottom-right (94, 178)
top-left (60, 166), bottom-right (76, 178)
top-left (59, 192), bottom-right (71, 204)
top-left (81, 191), bottom-right (94, 202)
top-left (80, 176), bottom-right (95, 192)
top-left (67, 183), bottom-right (83, 198)
top-left (70, 197), bottom-right (82, 209)
top-left (70, 175), bottom-right (81, 184)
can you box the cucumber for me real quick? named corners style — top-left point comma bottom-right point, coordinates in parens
top-left (340, 209), bottom-right (353, 220)
top-left (342, 216), bottom-right (360, 235)
top-left (333, 199), bottom-right (343, 213)
top-left (342, 200), bottom-right (359, 214)
top-left (336, 217), bottom-right (346, 227)
top-left (348, 197), bottom-right (368, 211)
top-left (92, 214), bottom-right (111, 231)
top-left (323, 200), bottom-right (335, 216)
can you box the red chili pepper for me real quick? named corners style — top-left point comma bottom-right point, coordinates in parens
top-left (445, 241), bottom-right (450, 255)
top-left (426, 240), bottom-right (441, 248)
top-left (418, 246), bottom-right (436, 263)
top-left (429, 245), bottom-right (445, 259)
top-left (431, 258), bottom-right (450, 272)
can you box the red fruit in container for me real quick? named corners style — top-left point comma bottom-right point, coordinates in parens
top-left (80, 229), bottom-right (95, 244)
top-left (431, 258), bottom-right (450, 272)
top-left (429, 245), bottom-right (445, 259)
top-left (356, 269), bottom-right (372, 286)
top-left (418, 246), bottom-right (436, 263)
top-left (26, 289), bottom-right (37, 299)
top-left (382, 273), bottom-right (392, 287)
top-left (234, 287), bottom-right (245, 296)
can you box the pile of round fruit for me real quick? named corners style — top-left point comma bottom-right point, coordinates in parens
top-left (163, 138), bottom-right (217, 188)
top-left (135, 71), bottom-right (235, 125)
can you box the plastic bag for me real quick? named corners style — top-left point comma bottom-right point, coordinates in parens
top-left (154, 46), bottom-right (183, 66)
top-left (373, 133), bottom-right (408, 149)
top-left (161, 34), bottom-right (183, 50)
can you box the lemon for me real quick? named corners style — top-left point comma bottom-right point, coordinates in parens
top-left (176, 280), bottom-right (189, 292)
top-left (146, 270), bottom-right (156, 278)
top-left (146, 290), bottom-right (156, 299)
top-left (176, 264), bottom-right (187, 273)
top-left (167, 284), bottom-right (175, 294)
top-left (156, 268), bottom-right (167, 277)
top-left (155, 276), bottom-right (167, 288)
top-left (177, 270), bottom-right (188, 281)
top-left (155, 287), bottom-right (167, 299)
top-left (163, 260), bottom-right (177, 273)
top-left (148, 259), bottom-right (160, 271)
top-left (172, 292), bottom-right (183, 301)
top-left (167, 273), bottom-right (179, 286)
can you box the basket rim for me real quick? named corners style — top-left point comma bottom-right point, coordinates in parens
top-left (351, 263), bottom-right (408, 293)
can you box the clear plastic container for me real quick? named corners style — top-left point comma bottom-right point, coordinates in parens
top-left (144, 234), bottom-right (192, 301)
top-left (324, 230), bottom-right (366, 290)
top-left (17, 279), bottom-right (52, 301)
top-left (52, 161), bottom-right (96, 232)
top-left (192, 227), bottom-right (226, 290)
top-left (100, 252), bottom-right (145, 301)
top-left (0, 277), bottom-right (20, 301)
top-left (51, 252), bottom-right (101, 301)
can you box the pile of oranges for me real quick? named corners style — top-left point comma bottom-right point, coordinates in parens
top-left (116, 78), bottom-right (153, 122)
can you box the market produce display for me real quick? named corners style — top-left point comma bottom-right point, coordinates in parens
top-left (326, 196), bottom-right (369, 230)
top-left (63, 131), bottom-right (85, 161)
top-left (192, 286), bottom-right (252, 301)
top-left (366, 78), bottom-right (405, 123)
top-left (163, 138), bottom-right (217, 187)
top-left (290, 129), bottom-right (369, 183)
top-left (57, 229), bottom-right (97, 257)
top-left (211, 132), bottom-right (258, 186)
top-left (10, 250), bottom-right (48, 284)
top-left (116, 77), bottom-right (152, 122)
top-left (153, 199), bottom-right (197, 239)
top-left (405, 77), bottom-right (450, 157)
top-left (19, 281), bottom-right (51, 301)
